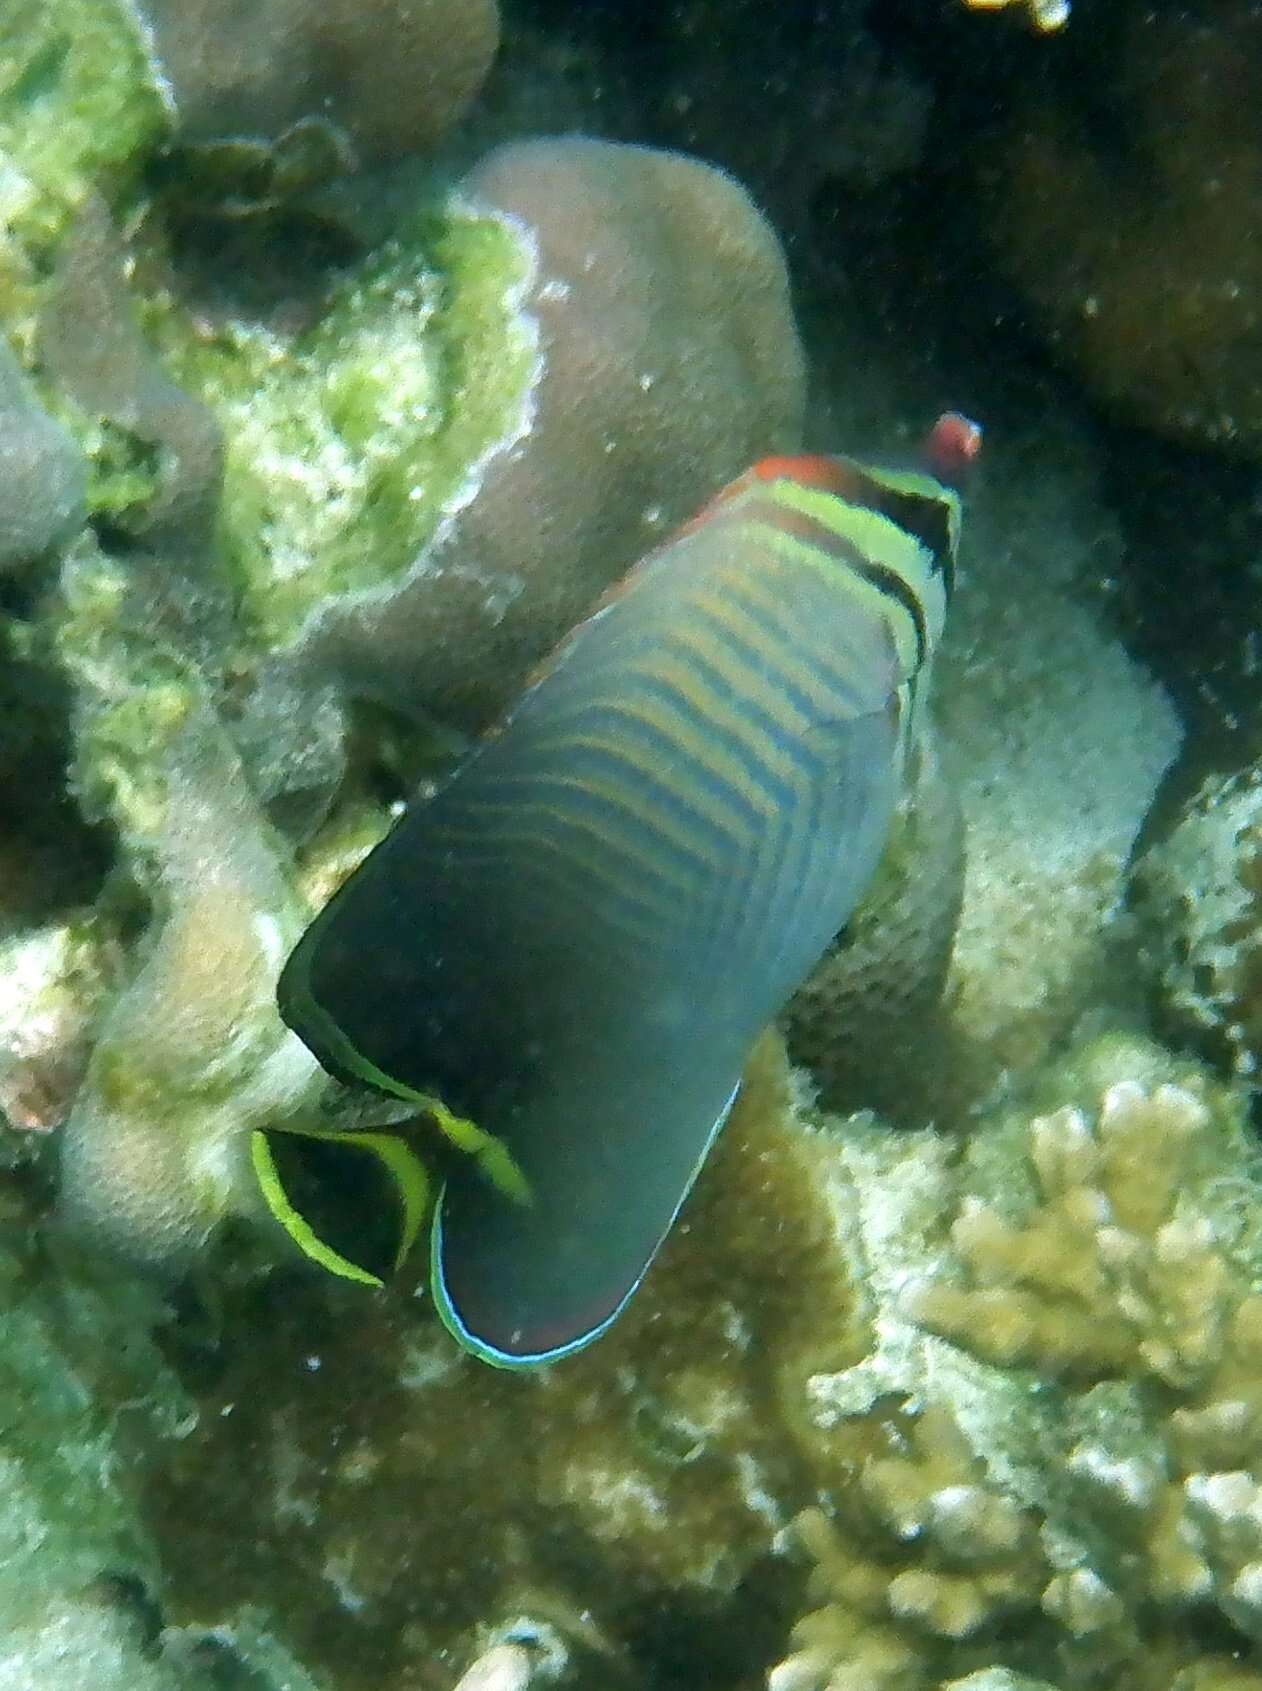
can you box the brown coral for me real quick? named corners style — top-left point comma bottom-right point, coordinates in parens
top-left (133, 1032), bottom-right (868, 1685)
top-left (136, 0), bottom-right (499, 165)
top-left (773, 1404), bottom-right (1046, 1690)
top-left (306, 136), bottom-right (806, 731)
top-left (983, 1), bottom-right (1262, 455)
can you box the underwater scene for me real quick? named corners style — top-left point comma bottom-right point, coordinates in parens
top-left (4, 0), bottom-right (1262, 1685)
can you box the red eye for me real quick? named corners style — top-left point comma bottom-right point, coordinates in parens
top-left (923, 413), bottom-right (982, 486)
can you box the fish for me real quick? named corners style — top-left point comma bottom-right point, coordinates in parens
top-left (273, 412), bottom-right (979, 1366)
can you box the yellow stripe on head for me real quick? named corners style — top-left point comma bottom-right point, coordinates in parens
top-left (750, 479), bottom-right (945, 680)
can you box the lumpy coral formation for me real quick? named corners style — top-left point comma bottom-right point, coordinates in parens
top-left (300, 135), bottom-right (806, 730)
top-left (53, 581), bottom-right (321, 1265)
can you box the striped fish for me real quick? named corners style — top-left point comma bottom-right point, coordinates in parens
top-left (276, 413), bottom-right (978, 1366)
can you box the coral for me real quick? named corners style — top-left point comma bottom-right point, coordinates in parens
top-left (782, 411), bottom-right (1180, 1121)
top-left (159, 197), bottom-right (535, 658)
top-left (772, 1413), bottom-right (1046, 1690)
top-left (0, 1151), bottom-right (293, 1691)
top-left (115, 1035), bottom-right (863, 1686)
top-left (981, 1), bottom-right (1262, 455)
top-left (0, 335), bottom-right (85, 572)
top-left (784, 734), bottom-right (966, 1119)
top-left (775, 1032), bottom-right (1262, 1689)
top-left (931, 430), bottom-right (1180, 1085)
top-left (40, 196), bottom-right (224, 549)
top-left (136, 0), bottom-right (500, 165)
top-left (0, 915), bottom-right (114, 1136)
top-left (0, 0), bottom-right (166, 269)
top-left (909, 1047), bottom-right (1259, 1386)
top-left (129, 136), bottom-right (804, 744)
top-left (52, 540), bottom-right (323, 1267)
top-left (296, 136), bottom-right (807, 731)
top-left (1131, 762), bottom-right (1262, 1086)
top-left (485, 0), bottom-right (932, 241)
top-left (0, 1), bottom-right (1246, 1684)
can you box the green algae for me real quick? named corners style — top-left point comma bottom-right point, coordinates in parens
top-left (74, 418), bottom-right (163, 531)
top-left (150, 204), bottom-right (538, 651)
top-left (0, 0), bottom-right (166, 265)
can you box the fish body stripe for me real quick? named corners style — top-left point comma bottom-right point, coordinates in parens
top-left (750, 477), bottom-right (947, 667)
top-left (452, 480), bottom-right (926, 938)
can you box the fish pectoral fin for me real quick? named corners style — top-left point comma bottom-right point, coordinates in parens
top-left (250, 1124), bottom-right (431, 1286)
top-left (408, 1092), bottom-right (532, 1208)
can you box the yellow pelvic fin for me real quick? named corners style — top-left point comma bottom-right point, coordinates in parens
top-left (250, 1124), bottom-right (431, 1286)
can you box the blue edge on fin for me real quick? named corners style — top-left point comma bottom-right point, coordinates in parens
top-left (430, 1079), bottom-right (742, 1368)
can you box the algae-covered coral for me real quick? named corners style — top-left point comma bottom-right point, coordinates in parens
top-left (1, 0), bottom-right (1260, 1685)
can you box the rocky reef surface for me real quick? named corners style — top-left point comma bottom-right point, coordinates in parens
top-left (1, 1), bottom-right (1260, 1688)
